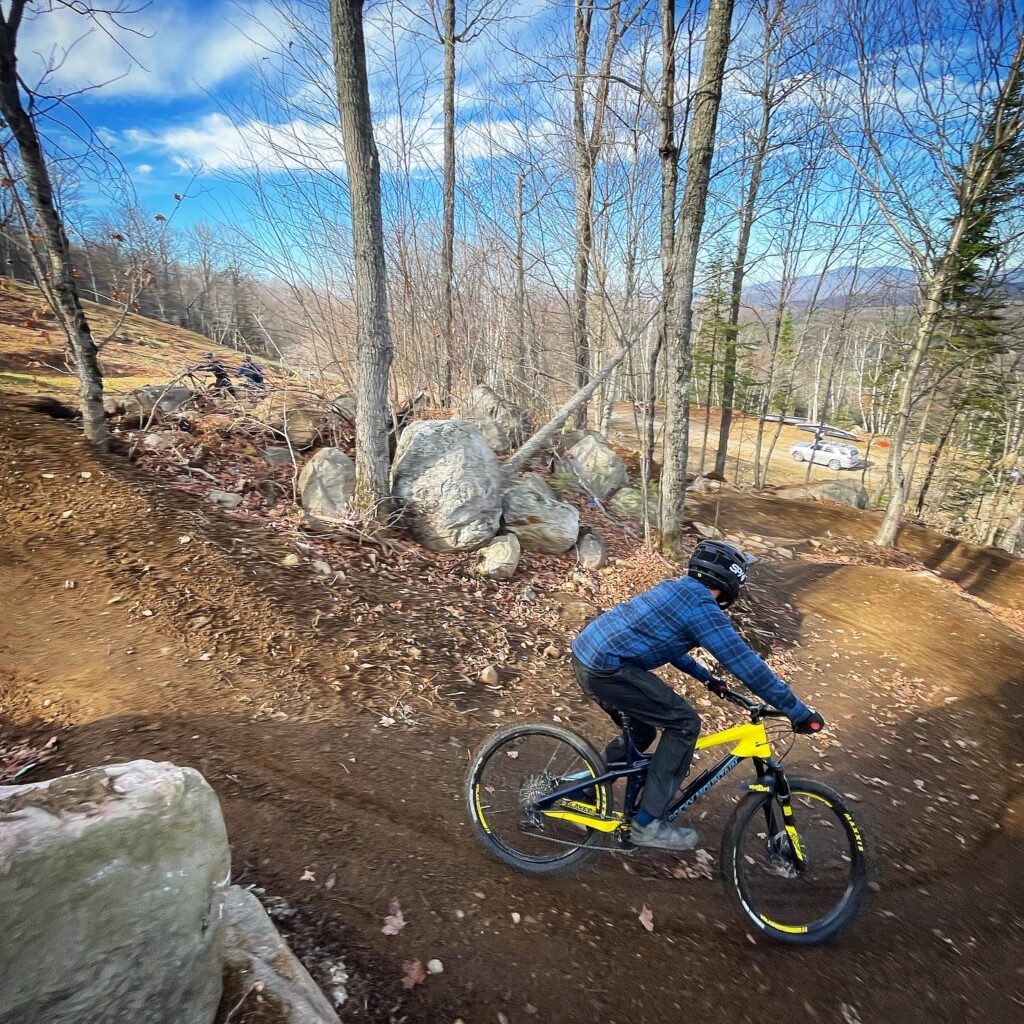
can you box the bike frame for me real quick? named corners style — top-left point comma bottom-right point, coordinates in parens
top-left (532, 717), bottom-right (805, 867)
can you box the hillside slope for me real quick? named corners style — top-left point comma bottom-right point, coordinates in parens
top-left (0, 279), bottom-right (244, 396)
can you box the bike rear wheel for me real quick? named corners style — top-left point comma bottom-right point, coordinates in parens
top-left (465, 723), bottom-right (612, 878)
top-left (721, 777), bottom-right (870, 945)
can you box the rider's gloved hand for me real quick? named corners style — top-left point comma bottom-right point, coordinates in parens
top-left (705, 677), bottom-right (729, 698)
top-left (793, 710), bottom-right (826, 734)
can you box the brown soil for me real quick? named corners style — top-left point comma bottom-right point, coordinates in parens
top-left (2, 400), bottom-right (1024, 1024)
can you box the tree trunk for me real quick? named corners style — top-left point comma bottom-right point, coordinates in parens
top-left (440, 0), bottom-right (457, 406)
top-left (0, 10), bottom-right (107, 446)
top-left (329, 0), bottom-right (394, 516)
top-left (513, 171), bottom-right (527, 406)
top-left (505, 344), bottom-right (630, 473)
top-left (874, 281), bottom-right (944, 545)
top-left (715, 88), bottom-right (771, 476)
top-left (660, 0), bottom-right (734, 551)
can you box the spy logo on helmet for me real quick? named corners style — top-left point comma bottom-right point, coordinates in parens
top-left (687, 538), bottom-right (752, 609)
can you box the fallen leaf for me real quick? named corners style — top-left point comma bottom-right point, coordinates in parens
top-left (300, 868), bottom-right (316, 882)
top-left (639, 905), bottom-right (654, 932)
top-left (400, 959), bottom-right (427, 990)
top-left (382, 898), bottom-right (406, 935)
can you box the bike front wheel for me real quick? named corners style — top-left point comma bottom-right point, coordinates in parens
top-left (465, 723), bottom-right (612, 878)
top-left (721, 777), bottom-right (870, 945)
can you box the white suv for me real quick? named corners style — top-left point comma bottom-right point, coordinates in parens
top-left (791, 440), bottom-right (860, 470)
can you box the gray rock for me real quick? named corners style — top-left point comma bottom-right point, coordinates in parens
top-left (574, 527), bottom-right (608, 569)
top-left (0, 761), bottom-right (229, 1024)
top-left (502, 479), bottom-right (580, 554)
top-left (778, 480), bottom-right (869, 510)
top-left (142, 430), bottom-right (177, 451)
top-left (475, 533), bottom-right (521, 579)
top-left (210, 489), bottom-right (243, 510)
top-left (263, 446), bottom-right (294, 467)
top-left (223, 886), bottom-right (341, 1024)
top-left (566, 432), bottom-right (628, 501)
top-left (687, 475), bottom-right (722, 494)
top-left (519, 472), bottom-right (556, 500)
top-left (123, 384), bottom-right (194, 423)
top-left (462, 384), bottom-right (531, 453)
top-left (331, 393), bottom-right (357, 422)
top-left (609, 486), bottom-right (657, 523)
top-left (255, 390), bottom-right (330, 449)
top-left (391, 420), bottom-right (502, 551)
top-left (692, 521), bottom-right (722, 539)
top-left (298, 448), bottom-right (356, 520)
top-left (102, 395), bottom-right (125, 417)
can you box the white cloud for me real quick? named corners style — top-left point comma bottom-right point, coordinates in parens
top-left (20, 1), bottom-right (288, 99)
top-left (136, 163), bottom-right (153, 175)
top-left (127, 111), bottom-right (524, 175)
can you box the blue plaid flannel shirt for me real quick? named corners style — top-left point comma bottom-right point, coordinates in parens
top-left (571, 575), bottom-right (810, 722)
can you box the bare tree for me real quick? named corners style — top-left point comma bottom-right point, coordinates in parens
top-left (660, 0), bottom-right (735, 551)
top-left (0, 1), bottom-right (107, 444)
top-left (329, 0), bottom-right (394, 514)
top-left (821, 0), bottom-right (1024, 546)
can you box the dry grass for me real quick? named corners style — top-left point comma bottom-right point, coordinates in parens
top-left (0, 279), bottom-right (245, 396)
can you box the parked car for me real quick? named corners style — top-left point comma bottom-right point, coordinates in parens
top-left (791, 440), bottom-right (861, 470)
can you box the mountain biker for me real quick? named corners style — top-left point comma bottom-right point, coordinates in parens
top-left (235, 354), bottom-right (266, 391)
top-left (570, 539), bottom-right (825, 852)
top-left (194, 352), bottom-right (235, 397)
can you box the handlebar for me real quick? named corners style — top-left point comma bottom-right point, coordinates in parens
top-left (717, 686), bottom-right (789, 720)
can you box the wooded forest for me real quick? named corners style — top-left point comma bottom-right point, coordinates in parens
top-left (4, 0), bottom-right (1024, 551)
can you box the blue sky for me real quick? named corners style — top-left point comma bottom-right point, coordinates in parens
top-left (24, 0), bottom-right (558, 233)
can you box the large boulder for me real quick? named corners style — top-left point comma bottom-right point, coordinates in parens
top-left (461, 384), bottom-right (531, 453)
top-left (609, 485), bottom-right (658, 523)
top-left (565, 432), bottom-right (628, 501)
top-left (298, 448), bottom-right (356, 519)
top-left (255, 390), bottom-right (333, 449)
top-left (391, 420), bottom-right (502, 551)
top-left (502, 478), bottom-right (580, 554)
top-left (122, 384), bottom-right (194, 423)
top-left (777, 479), bottom-right (870, 510)
top-left (475, 533), bottom-right (521, 579)
top-left (223, 886), bottom-right (342, 1024)
top-left (0, 760), bottom-right (229, 1024)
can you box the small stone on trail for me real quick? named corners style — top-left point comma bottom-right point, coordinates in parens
top-left (426, 959), bottom-right (444, 975)
top-left (178, 535), bottom-right (192, 545)
top-left (511, 912), bottom-right (521, 924)
top-left (63, 580), bottom-right (75, 590)
top-left (281, 553), bottom-right (301, 566)
top-left (543, 644), bottom-right (561, 658)
top-left (210, 489), bottom-right (242, 510)
top-left (80, 471), bottom-right (92, 480)
top-left (60, 510), bottom-right (73, 519)
top-left (312, 560), bottom-right (332, 576)
top-left (479, 666), bottom-right (500, 686)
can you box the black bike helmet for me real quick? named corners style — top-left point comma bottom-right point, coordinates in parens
top-left (687, 539), bottom-right (755, 609)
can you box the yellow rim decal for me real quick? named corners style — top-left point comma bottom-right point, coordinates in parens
top-left (759, 915), bottom-right (809, 935)
top-left (474, 784), bottom-right (490, 832)
top-left (785, 824), bottom-right (804, 862)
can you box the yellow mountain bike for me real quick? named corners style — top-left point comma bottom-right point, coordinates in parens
top-left (465, 687), bottom-right (870, 945)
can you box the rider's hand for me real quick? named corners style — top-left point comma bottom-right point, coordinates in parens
top-left (705, 676), bottom-right (729, 698)
top-left (793, 711), bottom-right (826, 734)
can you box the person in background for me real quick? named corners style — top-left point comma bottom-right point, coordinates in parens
top-left (235, 355), bottom-right (265, 391)
top-left (194, 352), bottom-right (235, 397)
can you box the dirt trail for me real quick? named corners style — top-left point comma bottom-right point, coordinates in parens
top-left (2, 402), bottom-right (1024, 1024)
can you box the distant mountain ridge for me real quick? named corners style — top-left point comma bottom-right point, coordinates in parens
top-left (743, 264), bottom-right (1024, 310)
top-left (743, 265), bottom-right (917, 310)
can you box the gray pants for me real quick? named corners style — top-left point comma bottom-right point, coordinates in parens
top-left (572, 656), bottom-right (702, 819)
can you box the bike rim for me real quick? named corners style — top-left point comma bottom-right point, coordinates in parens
top-left (732, 790), bottom-right (863, 937)
top-left (472, 731), bottom-right (605, 864)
